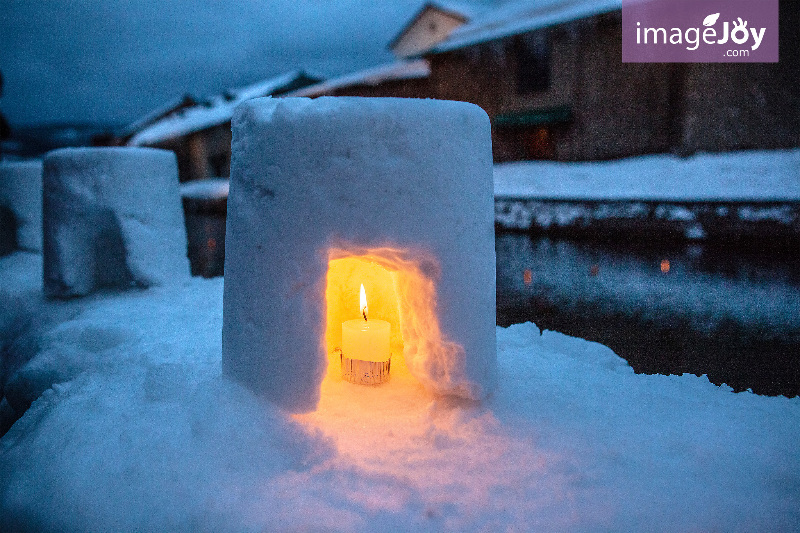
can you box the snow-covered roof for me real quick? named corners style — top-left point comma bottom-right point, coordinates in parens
top-left (118, 94), bottom-right (197, 139)
top-left (427, 0), bottom-right (486, 20)
top-left (428, 0), bottom-right (622, 54)
top-left (285, 59), bottom-right (430, 98)
top-left (127, 71), bottom-right (321, 147)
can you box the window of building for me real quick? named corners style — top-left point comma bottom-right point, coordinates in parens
top-left (511, 31), bottom-right (551, 93)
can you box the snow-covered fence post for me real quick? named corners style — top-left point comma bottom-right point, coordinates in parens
top-left (42, 147), bottom-right (189, 298)
top-left (222, 97), bottom-right (497, 413)
top-left (0, 160), bottom-right (43, 254)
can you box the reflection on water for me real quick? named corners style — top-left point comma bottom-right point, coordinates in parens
top-left (496, 234), bottom-right (800, 397)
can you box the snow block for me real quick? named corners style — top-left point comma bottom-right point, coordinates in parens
top-left (0, 160), bottom-right (43, 253)
top-left (42, 147), bottom-right (189, 298)
top-left (223, 97), bottom-right (496, 412)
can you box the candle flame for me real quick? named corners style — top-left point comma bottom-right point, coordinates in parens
top-left (360, 284), bottom-right (368, 321)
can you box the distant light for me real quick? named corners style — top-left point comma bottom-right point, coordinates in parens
top-left (589, 265), bottom-right (599, 276)
top-left (523, 269), bottom-right (532, 285)
top-left (207, 238), bottom-right (217, 250)
top-left (660, 259), bottom-right (670, 273)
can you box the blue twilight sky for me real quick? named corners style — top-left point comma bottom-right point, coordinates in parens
top-left (0, 0), bottom-right (488, 127)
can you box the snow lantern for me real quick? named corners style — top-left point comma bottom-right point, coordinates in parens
top-left (0, 160), bottom-right (42, 254)
top-left (42, 147), bottom-right (189, 298)
top-left (222, 97), bottom-right (497, 413)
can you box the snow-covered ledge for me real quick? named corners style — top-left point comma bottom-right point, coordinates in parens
top-left (222, 97), bottom-right (497, 412)
top-left (42, 147), bottom-right (189, 298)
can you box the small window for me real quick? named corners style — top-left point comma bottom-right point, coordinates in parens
top-left (511, 32), bottom-right (551, 93)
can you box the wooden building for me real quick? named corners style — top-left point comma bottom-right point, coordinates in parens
top-left (126, 71), bottom-right (321, 181)
top-left (125, 0), bottom-right (799, 171)
top-left (394, 0), bottom-right (800, 162)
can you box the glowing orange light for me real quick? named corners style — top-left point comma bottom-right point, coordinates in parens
top-left (589, 265), bottom-right (600, 277)
top-left (523, 269), bottom-right (532, 285)
top-left (660, 259), bottom-right (670, 274)
top-left (360, 283), bottom-right (368, 320)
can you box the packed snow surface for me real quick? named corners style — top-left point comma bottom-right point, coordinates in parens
top-left (1, 251), bottom-right (798, 531)
top-left (494, 148), bottom-right (800, 201)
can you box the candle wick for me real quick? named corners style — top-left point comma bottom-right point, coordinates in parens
top-left (362, 307), bottom-right (368, 321)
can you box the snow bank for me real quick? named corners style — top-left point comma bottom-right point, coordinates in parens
top-left (0, 261), bottom-right (797, 530)
top-left (223, 97), bottom-right (496, 412)
top-left (0, 160), bottom-right (43, 253)
top-left (494, 148), bottom-right (800, 201)
top-left (42, 147), bottom-right (189, 298)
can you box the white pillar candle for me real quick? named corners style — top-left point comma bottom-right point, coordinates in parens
top-left (342, 284), bottom-right (390, 362)
top-left (342, 319), bottom-right (391, 362)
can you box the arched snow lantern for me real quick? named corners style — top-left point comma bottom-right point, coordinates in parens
top-left (222, 97), bottom-right (496, 413)
top-left (42, 147), bottom-right (188, 298)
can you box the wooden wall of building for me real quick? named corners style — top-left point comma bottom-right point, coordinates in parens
top-left (426, 5), bottom-right (799, 162)
top-left (153, 123), bottom-right (232, 182)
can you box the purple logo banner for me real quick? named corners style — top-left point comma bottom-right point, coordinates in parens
top-left (622, 0), bottom-right (779, 63)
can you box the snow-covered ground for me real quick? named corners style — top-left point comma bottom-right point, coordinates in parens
top-left (1, 250), bottom-right (798, 531)
top-left (494, 149), bottom-right (800, 201)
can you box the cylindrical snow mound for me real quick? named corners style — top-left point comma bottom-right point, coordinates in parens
top-left (0, 160), bottom-right (43, 253)
top-left (42, 147), bottom-right (189, 298)
top-left (222, 97), bottom-right (496, 413)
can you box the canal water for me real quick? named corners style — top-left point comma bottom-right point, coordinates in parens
top-left (496, 233), bottom-right (800, 398)
top-left (184, 211), bottom-right (800, 397)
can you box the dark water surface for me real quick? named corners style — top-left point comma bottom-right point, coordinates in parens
top-left (183, 211), bottom-right (800, 397)
top-left (496, 233), bottom-right (800, 397)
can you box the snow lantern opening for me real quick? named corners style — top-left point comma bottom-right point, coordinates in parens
top-left (325, 246), bottom-right (453, 387)
top-left (222, 97), bottom-right (497, 413)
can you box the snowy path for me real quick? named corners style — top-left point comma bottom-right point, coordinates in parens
top-left (1, 252), bottom-right (798, 531)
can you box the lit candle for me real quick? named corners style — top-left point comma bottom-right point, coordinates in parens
top-left (342, 284), bottom-right (390, 363)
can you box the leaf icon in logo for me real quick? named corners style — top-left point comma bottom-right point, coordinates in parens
top-left (703, 13), bottom-right (720, 26)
